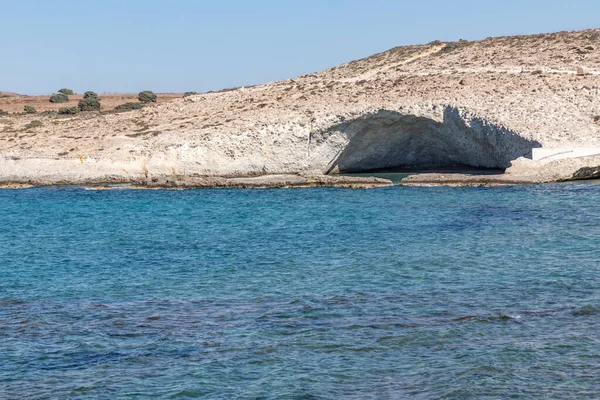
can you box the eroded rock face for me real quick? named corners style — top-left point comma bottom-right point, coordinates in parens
top-left (316, 107), bottom-right (540, 173)
top-left (1, 28), bottom-right (600, 185)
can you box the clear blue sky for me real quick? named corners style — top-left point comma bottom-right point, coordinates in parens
top-left (2, 0), bottom-right (598, 95)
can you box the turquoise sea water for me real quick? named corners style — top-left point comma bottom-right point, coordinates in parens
top-left (1, 184), bottom-right (599, 399)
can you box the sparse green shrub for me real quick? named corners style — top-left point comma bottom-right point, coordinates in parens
top-left (83, 91), bottom-right (98, 99)
top-left (114, 102), bottom-right (144, 112)
top-left (441, 39), bottom-right (469, 53)
top-left (78, 97), bottom-right (101, 112)
top-left (58, 88), bottom-right (75, 95)
top-left (40, 110), bottom-right (58, 117)
top-left (441, 42), bottom-right (457, 52)
top-left (184, 92), bottom-right (198, 97)
top-left (24, 120), bottom-right (43, 130)
top-left (594, 115), bottom-right (600, 124)
top-left (138, 90), bottom-right (157, 103)
top-left (0, 109), bottom-right (9, 116)
top-left (58, 106), bottom-right (78, 115)
top-left (24, 105), bottom-right (37, 114)
top-left (50, 93), bottom-right (69, 103)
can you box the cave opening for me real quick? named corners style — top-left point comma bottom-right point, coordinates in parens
top-left (321, 108), bottom-right (541, 176)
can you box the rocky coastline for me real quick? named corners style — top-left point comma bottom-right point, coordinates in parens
top-left (0, 174), bottom-right (393, 190)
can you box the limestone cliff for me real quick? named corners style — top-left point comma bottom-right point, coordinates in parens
top-left (1, 28), bottom-right (600, 185)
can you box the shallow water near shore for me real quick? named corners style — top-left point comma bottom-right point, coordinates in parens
top-left (1, 184), bottom-right (599, 398)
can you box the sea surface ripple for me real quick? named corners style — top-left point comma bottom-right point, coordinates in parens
top-left (0, 183), bottom-right (599, 399)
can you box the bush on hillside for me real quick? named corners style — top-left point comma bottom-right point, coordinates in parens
top-left (594, 115), bottom-right (600, 124)
top-left (58, 106), bottom-right (78, 115)
top-left (24, 120), bottom-right (43, 130)
top-left (441, 39), bottom-right (469, 53)
top-left (78, 97), bottom-right (101, 112)
top-left (83, 91), bottom-right (98, 99)
top-left (24, 105), bottom-right (37, 114)
top-left (184, 92), bottom-right (198, 97)
top-left (0, 109), bottom-right (9, 116)
top-left (58, 88), bottom-right (75, 95)
top-left (49, 93), bottom-right (69, 103)
top-left (114, 102), bottom-right (144, 112)
top-left (138, 90), bottom-right (157, 103)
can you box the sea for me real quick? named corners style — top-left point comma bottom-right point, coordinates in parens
top-left (1, 182), bottom-right (599, 399)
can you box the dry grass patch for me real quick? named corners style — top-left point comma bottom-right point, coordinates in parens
top-left (0, 93), bottom-right (183, 113)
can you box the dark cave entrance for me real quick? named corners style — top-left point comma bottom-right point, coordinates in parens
top-left (321, 108), bottom-right (541, 175)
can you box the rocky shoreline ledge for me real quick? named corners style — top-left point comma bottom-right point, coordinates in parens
top-left (4, 152), bottom-right (600, 189)
top-left (399, 155), bottom-right (600, 186)
top-left (3, 153), bottom-right (600, 189)
top-left (1, 165), bottom-right (599, 189)
top-left (0, 174), bottom-right (393, 190)
top-left (399, 173), bottom-right (548, 187)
